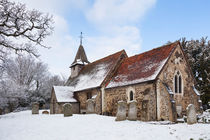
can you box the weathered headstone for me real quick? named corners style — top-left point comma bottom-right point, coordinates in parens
top-left (86, 99), bottom-right (95, 114)
top-left (63, 103), bottom-right (72, 117)
top-left (32, 102), bottom-right (39, 114)
top-left (115, 101), bottom-right (127, 121)
top-left (128, 100), bottom-right (137, 121)
top-left (186, 104), bottom-right (197, 124)
top-left (4, 107), bottom-right (10, 114)
top-left (42, 110), bottom-right (49, 114)
top-left (0, 108), bottom-right (2, 115)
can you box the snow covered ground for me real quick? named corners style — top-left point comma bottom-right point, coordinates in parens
top-left (0, 110), bottom-right (209, 140)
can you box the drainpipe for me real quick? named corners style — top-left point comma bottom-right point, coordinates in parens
top-left (155, 81), bottom-right (158, 121)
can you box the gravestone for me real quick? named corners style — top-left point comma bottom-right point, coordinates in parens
top-left (32, 102), bottom-right (39, 114)
top-left (128, 100), bottom-right (137, 121)
top-left (42, 110), bottom-right (49, 114)
top-left (86, 99), bottom-right (95, 114)
top-left (63, 103), bottom-right (72, 117)
top-left (115, 101), bottom-right (127, 121)
top-left (4, 107), bottom-right (10, 114)
top-left (186, 104), bottom-right (197, 124)
top-left (0, 108), bottom-right (2, 115)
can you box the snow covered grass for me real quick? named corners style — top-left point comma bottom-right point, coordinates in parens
top-left (0, 110), bottom-right (210, 140)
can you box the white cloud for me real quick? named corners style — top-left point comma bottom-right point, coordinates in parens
top-left (37, 15), bottom-right (77, 77)
top-left (84, 0), bottom-right (156, 62)
top-left (16, 0), bottom-right (88, 14)
top-left (15, 0), bottom-right (79, 76)
top-left (85, 26), bottom-right (142, 61)
top-left (86, 0), bottom-right (156, 26)
top-left (12, 0), bottom-right (156, 77)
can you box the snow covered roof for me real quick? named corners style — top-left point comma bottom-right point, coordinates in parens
top-left (66, 50), bottom-right (126, 92)
top-left (53, 86), bottom-right (77, 102)
top-left (106, 42), bottom-right (179, 88)
top-left (193, 86), bottom-right (200, 96)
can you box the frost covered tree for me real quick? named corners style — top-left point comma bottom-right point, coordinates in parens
top-left (0, 0), bottom-right (53, 64)
top-left (0, 55), bottom-right (65, 111)
top-left (180, 37), bottom-right (210, 106)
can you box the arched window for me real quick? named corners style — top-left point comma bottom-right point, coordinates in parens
top-left (179, 76), bottom-right (182, 93)
top-left (174, 71), bottom-right (182, 94)
top-left (174, 75), bottom-right (178, 93)
top-left (130, 91), bottom-right (134, 101)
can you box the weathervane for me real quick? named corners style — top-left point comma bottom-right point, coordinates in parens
top-left (79, 32), bottom-right (83, 45)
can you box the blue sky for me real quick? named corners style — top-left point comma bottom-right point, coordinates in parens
top-left (18, 0), bottom-right (210, 77)
top-left (140, 0), bottom-right (210, 52)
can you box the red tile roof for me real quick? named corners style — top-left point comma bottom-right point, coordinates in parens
top-left (106, 42), bottom-right (179, 88)
top-left (66, 50), bottom-right (126, 91)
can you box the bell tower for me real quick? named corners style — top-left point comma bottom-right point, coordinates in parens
top-left (70, 32), bottom-right (89, 78)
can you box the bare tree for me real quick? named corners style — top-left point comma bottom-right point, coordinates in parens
top-left (0, 0), bottom-right (53, 62)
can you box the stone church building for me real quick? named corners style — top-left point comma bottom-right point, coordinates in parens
top-left (50, 41), bottom-right (201, 121)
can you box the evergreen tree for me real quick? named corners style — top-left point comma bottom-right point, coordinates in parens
top-left (180, 37), bottom-right (210, 105)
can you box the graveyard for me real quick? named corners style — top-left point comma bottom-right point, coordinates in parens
top-left (0, 110), bottom-right (209, 140)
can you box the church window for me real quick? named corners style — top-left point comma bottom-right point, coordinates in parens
top-left (129, 91), bottom-right (134, 101)
top-left (174, 75), bottom-right (178, 93)
top-left (87, 92), bottom-right (92, 99)
top-left (179, 76), bottom-right (182, 93)
top-left (174, 71), bottom-right (182, 94)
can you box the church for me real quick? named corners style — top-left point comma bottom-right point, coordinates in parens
top-left (50, 40), bottom-right (202, 122)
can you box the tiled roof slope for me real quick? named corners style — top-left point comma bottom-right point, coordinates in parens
top-left (106, 42), bottom-right (179, 88)
top-left (66, 50), bottom-right (126, 92)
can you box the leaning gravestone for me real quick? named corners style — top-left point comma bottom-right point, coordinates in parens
top-left (186, 104), bottom-right (197, 124)
top-left (63, 103), bottom-right (72, 117)
top-left (86, 99), bottom-right (95, 114)
top-left (115, 101), bottom-right (127, 121)
top-left (128, 100), bottom-right (137, 121)
top-left (32, 102), bottom-right (39, 114)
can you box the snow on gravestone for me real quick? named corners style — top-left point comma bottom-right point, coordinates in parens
top-left (128, 100), bottom-right (137, 121)
top-left (86, 99), bottom-right (95, 114)
top-left (32, 102), bottom-right (39, 114)
top-left (63, 103), bottom-right (73, 117)
top-left (115, 101), bottom-right (127, 121)
top-left (187, 104), bottom-right (197, 124)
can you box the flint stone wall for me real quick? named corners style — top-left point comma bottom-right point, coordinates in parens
top-left (75, 88), bottom-right (101, 114)
top-left (105, 82), bottom-right (156, 121)
top-left (157, 45), bottom-right (200, 117)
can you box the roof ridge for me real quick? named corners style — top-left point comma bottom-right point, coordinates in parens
top-left (127, 41), bottom-right (179, 60)
top-left (86, 49), bottom-right (125, 65)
